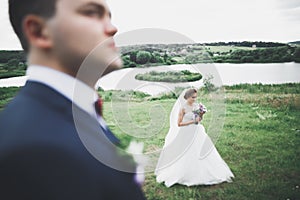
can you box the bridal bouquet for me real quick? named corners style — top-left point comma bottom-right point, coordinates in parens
top-left (193, 103), bottom-right (207, 115)
top-left (192, 103), bottom-right (207, 124)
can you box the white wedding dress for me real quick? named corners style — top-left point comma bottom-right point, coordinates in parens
top-left (155, 92), bottom-right (234, 187)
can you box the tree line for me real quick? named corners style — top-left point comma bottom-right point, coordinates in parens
top-left (203, 41), bottom-right (287, 48)
top-left (0, 51), bottom-right (27, 78)
top-left (0, 42), bottom-right (299, 78)
top-left (213, 45), bottom-right (300, 63)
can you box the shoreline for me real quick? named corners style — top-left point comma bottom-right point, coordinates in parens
top-left (1, 62), bottom-right (299, 96)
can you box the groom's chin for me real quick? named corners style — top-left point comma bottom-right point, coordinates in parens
top-left (104, 58), bottom-right (123, 75)
top-left (112, 57), bottom-right (123, 70)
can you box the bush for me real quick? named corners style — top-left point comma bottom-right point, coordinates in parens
top-left (203, 74), bottom-right (216, 92)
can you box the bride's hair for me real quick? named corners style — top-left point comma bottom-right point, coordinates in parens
top-left (184, 88), bottom-right (197, 100)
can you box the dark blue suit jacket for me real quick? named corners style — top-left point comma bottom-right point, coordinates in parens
top-left (0, 81), bottom-right (145, 200)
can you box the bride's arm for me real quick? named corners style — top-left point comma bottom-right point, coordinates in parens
top-left (177, 108), bottom-right (195, 127)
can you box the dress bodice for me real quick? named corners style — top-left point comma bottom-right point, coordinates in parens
top-left (182, 103), bottom-right (197, 123)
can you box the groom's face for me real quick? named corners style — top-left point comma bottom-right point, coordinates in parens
top-left (47, 0), bottom-right (122, 76)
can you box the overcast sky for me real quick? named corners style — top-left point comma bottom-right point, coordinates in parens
top-left (1, 0), bottom-right (299, 50)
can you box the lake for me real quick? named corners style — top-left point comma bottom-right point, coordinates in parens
top-left (97, 62), bottom-right (300, 95)
top-left (0, 62), bottom-right (299, 96)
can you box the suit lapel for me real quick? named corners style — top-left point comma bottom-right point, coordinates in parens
top-left (22, 81), bottom-right (135, 172)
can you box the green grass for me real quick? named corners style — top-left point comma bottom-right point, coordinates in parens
top-left (102, 85), bottom-right (300, 200)
top-left (0, 68), bottom-right (26, 79)
top-left (205, 46), bottom-right (257, 53)
top-left (0, 62), bottom-right (26, 79)
top-left (171, 57), bottom-right (185, 63)
top-left (0, 84), bottom-right (299, 199)
top-left (0, 87), bottom-right (21, 110)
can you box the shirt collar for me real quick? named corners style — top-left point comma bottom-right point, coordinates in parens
top-left (26, 65), bottom-right (98, 117)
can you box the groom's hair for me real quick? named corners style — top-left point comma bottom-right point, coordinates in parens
top-left (8, 0), bottom-right (58, 52)
top-left (184, 88), bottom-right (197, 100)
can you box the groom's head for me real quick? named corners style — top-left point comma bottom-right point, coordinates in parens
top-left (9, 0), bottom-right (122, 84)
top-left (9, 0), bottom-right (57, 52)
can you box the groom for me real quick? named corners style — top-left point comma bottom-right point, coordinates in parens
top-left (0, 0), bottom-right (145, 199)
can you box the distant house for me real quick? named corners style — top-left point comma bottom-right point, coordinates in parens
top-left (252, 44), bottom-right (257, 48)
top-left (179, 49), bottom-right (188, 55)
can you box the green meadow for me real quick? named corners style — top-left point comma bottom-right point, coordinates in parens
top-left (0, 83), bottom-right (299, 199)
top-left (102, 83), bottom-right (300, 200)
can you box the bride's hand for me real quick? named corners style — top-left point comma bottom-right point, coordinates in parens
top-left (191, 116), bottom-right (201, 125)
top-left (195, 116), bottom-right (201, 123)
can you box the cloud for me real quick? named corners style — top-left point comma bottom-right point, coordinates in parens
top-left (284, 7), bottom-right (300, 22)
top-left (275, 0), bottom-right (300, 22)
top-left (1, 0), bottom-right (299, 50)
top-left (277, 0), bottom-right (300, 9)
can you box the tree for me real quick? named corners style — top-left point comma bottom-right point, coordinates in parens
top-left (5, 59), bottom-right (19, 71)
top-left (7, 58), bottom-right (19, 66)
top-left (129, 51), bottom-right (138, 63)
top-left (136, 51), bottom-right (151, 64)
top-left (150, 52), bottom-right (163, 63)
top-left (241, 56), bottom-right (254, 63)
top-left (293, 47), bottom-right (300, 63)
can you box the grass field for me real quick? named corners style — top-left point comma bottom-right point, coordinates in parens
top-left (102, 84), bottom-right (300, 200)
top-left (205, 46), bottom-right (258, 54)
top-left (0, 83), bottom-right (299, 199)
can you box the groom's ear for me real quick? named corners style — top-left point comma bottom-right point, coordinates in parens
top-left (23, 15), bottom-right (53, 50)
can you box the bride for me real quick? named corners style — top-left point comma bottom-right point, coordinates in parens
top-left (155, 88), bottom-right (234, 187)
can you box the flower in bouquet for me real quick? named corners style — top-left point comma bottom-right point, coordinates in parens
top-left (193, 103), bottom-right (207, 115)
